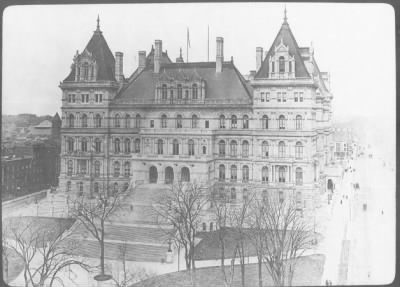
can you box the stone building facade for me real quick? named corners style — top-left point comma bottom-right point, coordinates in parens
top-left (59, 14), bottom-right (333, 216)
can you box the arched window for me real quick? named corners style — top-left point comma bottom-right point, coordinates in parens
top-left (296, 167), bottom-right (303, 185)
top-left (202, 146), bottom-right (207, 154)
top-left (94, 161), bottom-right (100, 177)
top-left (242, 141), bottom-right (249, 157)
top-left (170, 87), bottom-right (174, 99)
top-left (262, 166), bottom-right (268, 183)
top-left (192, 84), bottom-right (198, 100)
top-left (278, 166), bottom-right (286, 183)
top-left (176, 115), bottom-right (182, 128)
top-left (124, 138), bottom-right (131, 153)
top-left (134, 139), bottom-right (140, 153)
top-left (162, 84), bottom-right (168, 100)
top-left (230, 165), bottom-right (237, 182)
top-left (262, 141), bottom-right (269, 157)
top-left (243, 188), bottom-right (248, 202)
top-left (279, 115), bottom-right (286, 129)
top-left (135, 114), bottom-right (141, 128)
top-left (188, 140), bottom-right (195, 156)
top-left (82, 63), bottom-right (89, 80)
top-left (242, 165), bottom-right (249, 182)
top-left (114, 138), bottom-right (121, 153)
top-left (279, 56), bottom-right (285, 73)
top-left (113, 162), bottom-right (120, 177)
top-left (68, 114), bottom-right (75, 128)
top-left (161, 114), bottom-right (167, 128)
top-left (295, 142), bottom-right (304, 159)
top-left (191, 115), bottom-right (198, 128)
top-left (81, 138), bottom-right (88, 152)
top-left (66, 181), bottom-right (71, 192)
top-left (278, 141), bottom-right (285, 158)
top-left (295, 115), bottom-right (303, 130)
top-left (219, 140), bottom-right (225, 156)
top-left (262, 115), bottom-right (269, 129)
top-left (95, 138), bottom-right (102, 153)
top-left (177, 84), bottom-right (182, 99)
top-left (125, 114), bottom-right (131, 128)
top-left (209, 222), bottom-right (214, 231)
top-left (219, 115), bottom-right (226, 128)
top-left (173, 139), bottom-right (179, 155)
top-left (231, 115), bottom-right (237, 128)
top-left (243, 115), bottom-right (249, 129)
top-left (95, 114), bottom-right (102, 128)
top-left (67, 160), bottom-right (73, 176)
top-left (271, 62), bottom-right (275, 73)
top-left (231, 188), bottom-right (236, 200)
top-left (157, 139), bottom-right (163, 155)
top-left (202, 223), bottom-right (207, 231)
top-left (114, 114), bottom-right (121, 128)
top-left (81, 114), bottom-right (88, 128)
top-left (67, 138), bottom-right (74, 153)
top-left (230, 141), bottom-right (237, 157)
top-left (219, 165), bottom-right (225, 181)
top-left (124, 162), bottom-right (130, 177)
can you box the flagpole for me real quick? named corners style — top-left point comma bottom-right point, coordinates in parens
top-left (187, 27), bottom-right (189, 63)
top-left (207, 25), bottom-right (209, 62)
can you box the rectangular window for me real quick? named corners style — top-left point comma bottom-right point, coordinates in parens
top-left (81, 94), bottom-right (89, 103)
top-left (279, 191), bottom-right (284, 203)
top-left (294, 92), bottom-right (298, 102)
top-left (266, 92), bottom-right (270, 102)
top-left (68, 94), bottom-right (76, 103)
top-left (300, 92), bottom-right (304, 102)
top-left (277, 92), bottom-right (281, 102)
top-left (95, 94), bottom-right (103, 103)
top-left (260, 92), bottom-right (265, 102)
top-left (205, 120), bottom-right (209, 128)
top-left (282, 92), bottom-right (287, 102)
top-left (150, 120), bottom-right (154, 128)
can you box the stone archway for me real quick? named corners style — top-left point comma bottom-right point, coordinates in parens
top-left (181, 167), bottom-right (190, 182)
top-left (165, 167), bottom-right (174, 184)
top-left (149, 166), bottom-right (158, 183)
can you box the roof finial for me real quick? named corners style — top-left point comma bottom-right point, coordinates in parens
top-left (96, 15), bottom-right (100, 31)
top-left (283, 5), bottom-right (288, 24)
top-left (180, 47), bottom-right (182, 58)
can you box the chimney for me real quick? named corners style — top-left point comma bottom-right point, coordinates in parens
top-left (154, 40), bottom-right (162, 73)
top-left (216, 37), bottom-right (224, 73)
top-left (138, 51), bottom-right (146, 70)
top-left (256, 47), bottom-right (263, 71)
top-left (249, 70), bottom-right (256, 80)
top-left (115, 52), bottom-right (124, 82)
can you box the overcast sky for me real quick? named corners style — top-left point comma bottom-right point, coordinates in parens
top-left (2, 3), bottom-right (395, 123)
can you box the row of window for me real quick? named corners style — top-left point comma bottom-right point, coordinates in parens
top-left (260, 91), bottom-right (304, 103)
top-left (159, 83), bottom-right (200, 100)
top-left (66, 160), bottom-right (131, 178)
top-left (66, 181), bottom-right (129, 193)
top-left (67, 93), bottom-right (103, 103)
top-left (66, 113), bottom-right (304, 130)
top-left (217, 165), bottom-right (303, 184)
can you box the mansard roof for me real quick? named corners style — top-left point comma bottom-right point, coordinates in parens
top-left (63, 27), bottom-right (116, 82)
top-left (255, 20), bottom-right (310, 79)
top-left (113, 62), bottom-right (252, 105)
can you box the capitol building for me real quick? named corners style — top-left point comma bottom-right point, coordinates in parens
top-left (59, 11), bottom-right (333, 219)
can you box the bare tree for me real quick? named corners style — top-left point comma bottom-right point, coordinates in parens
top-left (111, 241), bottom-right (154, 287)
top-left (3, 217), bottom-right (91, 287)
top-left (228, 195), bottom-right (253, 287)
top-left (2, 226), bottom-right (10, 283)
top-left (69, 191), bottom-right (122, 279)
top-left (257, 193), bottom-right (314, 286)
top-left (155, 181), bottom-right (208, 271)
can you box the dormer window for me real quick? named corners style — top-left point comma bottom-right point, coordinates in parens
top-left (192, 84), bottom-right (198, 100)
top-left (82, 63), bottom-right (89, 80)
top-left (177, 84), bottom-right (182, 99)
top-left (279, 56), bottom-right (285, 73)
top-left (162, 85), bottom-right (168, 100)
top-left (272, 62), bottom-right (275, 73)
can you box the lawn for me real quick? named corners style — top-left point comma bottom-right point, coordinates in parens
top-left (3, 246), bottom-right (24, 284)
top-left (131, 254), bottom-right (325, 287)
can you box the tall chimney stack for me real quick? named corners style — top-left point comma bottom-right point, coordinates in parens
top-left (256, 47), bottom-right (263, 71)
top-left (154, 40), bottom-right (162, 73)
top-left (216, 37), bottom-right (224, 73)
top-left (115, 52), bottom-right (124, 82)
top-left (138, 51), bottom-right (146, 70)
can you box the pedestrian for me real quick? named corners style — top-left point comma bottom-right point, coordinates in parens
top-left (325, 280), bottom-right (329, 286)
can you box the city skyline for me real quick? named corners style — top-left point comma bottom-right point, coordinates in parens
top-left (3, 3), bottom-right (395, 122)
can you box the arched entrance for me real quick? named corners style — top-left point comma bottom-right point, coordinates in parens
top-left (165, 167), bottom-right (174, 184)
top-left (149, 166), bottom-right (158, 183)
top-left (181, 167), bottom-right (190, 182)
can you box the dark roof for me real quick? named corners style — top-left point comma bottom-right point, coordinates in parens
top-left (255, 21), bottom-right (310, 79)
top-left (64, 29), bottom-right (116, 82)
top-left (52, 112), bottom-right (61, 123)
top-left (113, 62), bottom-right (252, 105)
top-left (146, 46), bottom-right (172, 66)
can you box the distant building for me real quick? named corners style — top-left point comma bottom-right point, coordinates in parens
top-left (331, 127), bottom-right (356, 162)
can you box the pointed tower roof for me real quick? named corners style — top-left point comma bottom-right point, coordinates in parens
top-left (64, 16), bottom-right (116, 82)
top-left (255, 9), bottom-right (310, 79)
